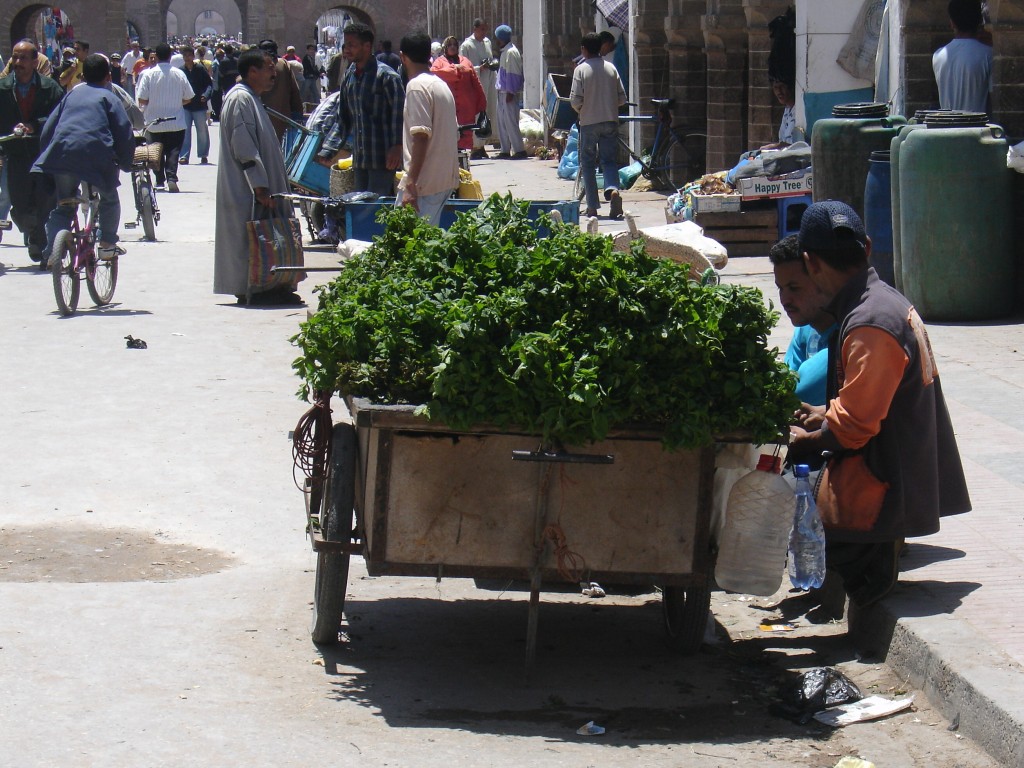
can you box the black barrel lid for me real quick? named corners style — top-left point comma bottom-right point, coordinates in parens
top-left (925, 111), bottom-right (988, 127)
top-left (832, 102), bottom-right (890, 118)
top-left (870, 150), bottom-right (891, 162)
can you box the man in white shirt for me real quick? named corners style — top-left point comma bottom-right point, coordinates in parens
top-left (395, 32), bottom-right (459, 226)
top-left (932, 0), bottom-right (992, 113)
top-left (136, 42), bottom-right (194, 192)
top-left (570, 32), bottom-right (627, 218)
top-left (460, 18), bottom-right (498, 160)
top-left (121, 40), bottom-right (143, 98)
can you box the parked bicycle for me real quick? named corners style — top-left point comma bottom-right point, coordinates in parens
top-left (50, 184), bottom-right (117, 316)
top-left (124, 116), bottom-right (172, 241)
top-left (574, 98), bottom-right (707, 201)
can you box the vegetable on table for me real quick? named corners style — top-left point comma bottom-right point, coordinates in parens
top-left (292, 194), bottom-right (797, 450)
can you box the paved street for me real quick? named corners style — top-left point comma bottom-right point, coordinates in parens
top-left (0, 125), bottom-right (1016, 767)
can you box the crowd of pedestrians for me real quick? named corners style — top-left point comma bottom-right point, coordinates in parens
top-left (0, 18), bottom-right (522, 305)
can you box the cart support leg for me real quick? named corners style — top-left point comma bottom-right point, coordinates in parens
top-left (525, 569), bottom-right (542, 674)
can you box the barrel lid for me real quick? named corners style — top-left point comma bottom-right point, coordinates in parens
top-left (925, 111), bottom-right (989, 128)
top-left (913, 109), bottom-right (957, 123)
top-left (832, 102), bottom-right (890, 118)
top-left (870, 150), bottom-right (891, 162)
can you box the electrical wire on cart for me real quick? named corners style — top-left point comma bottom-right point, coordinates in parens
top-left (292, 390), bottom-right (333, 492)
top-left (541, 524), bottom-right (588, 584)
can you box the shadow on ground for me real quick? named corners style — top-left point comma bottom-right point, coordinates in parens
top-left (313, 593), bottom-right (840, 747)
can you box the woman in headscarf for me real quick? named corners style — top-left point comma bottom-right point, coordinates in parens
top-left (430, 36), bottom-right (487, 151)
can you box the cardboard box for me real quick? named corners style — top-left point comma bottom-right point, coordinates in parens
top-left (736, 169), bottom-right (813, 200)
top-left (690, 193), bottom-right (742, 213)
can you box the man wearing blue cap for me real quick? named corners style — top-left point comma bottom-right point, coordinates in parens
top-left (493, 24), bottom-right (526, 159)
top-left (788, 200), bottom-right (970, 609)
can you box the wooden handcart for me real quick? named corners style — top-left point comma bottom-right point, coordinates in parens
top-left (301, 396), bottom-right (718, 667)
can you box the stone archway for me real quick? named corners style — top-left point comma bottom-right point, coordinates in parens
top-left (195, 9), bottom-right (226, 36)
top-left (8, 2), bottom-right (78, 50)
top-left (152, 0), bottom-right (243, 41)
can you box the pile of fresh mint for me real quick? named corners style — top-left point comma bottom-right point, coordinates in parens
top-left (292, 195), bottom-right (796, 449)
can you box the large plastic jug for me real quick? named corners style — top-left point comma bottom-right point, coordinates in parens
top-left (715, 454), bottom-right (793, 596)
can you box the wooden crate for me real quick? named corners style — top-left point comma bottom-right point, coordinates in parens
top-left (693, 201), bottom-right (777, 257)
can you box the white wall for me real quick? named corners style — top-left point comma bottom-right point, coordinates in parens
top-left (795, 0), bottom-right (875, 126)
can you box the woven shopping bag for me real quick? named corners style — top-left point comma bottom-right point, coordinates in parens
top-left (245, 210), bottom-right (306, 300)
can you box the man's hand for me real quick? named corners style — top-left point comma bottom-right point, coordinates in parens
top-left (13, 122), bottom-right (32, 136)
top-left (787, 424), bottom-right (820, 465)
top-left (253, 186), bottom-right (276, 210)
top-left (505, 92), bottom-right (515, 103)
top-left (385, 144), bottom-right (402, 171)
top-left (401, 178), bottom-right (419, 212)
top-left (795, 403), bottom-right (826, 431)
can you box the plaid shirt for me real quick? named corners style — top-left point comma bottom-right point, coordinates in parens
top-left (320, 57), bottom-right (404, 170)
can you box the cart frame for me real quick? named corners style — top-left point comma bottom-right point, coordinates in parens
top-left (303, 395), bottom-right (722, 667)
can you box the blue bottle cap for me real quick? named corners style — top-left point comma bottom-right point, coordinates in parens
top-left (794, 464), bottom-right (810, 478)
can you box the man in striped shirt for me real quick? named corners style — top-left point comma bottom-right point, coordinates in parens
top-left (136, 42), bottom-right (194, 193)
top-left (316, 22), bottom-right (403, 196)
top-left (493, 24), bottom-right (525, 159)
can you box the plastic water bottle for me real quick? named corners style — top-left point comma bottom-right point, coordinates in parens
top-left (788, 464), bottom-right (826, 589)
top-left (715, 453), bottom-right (794, 596)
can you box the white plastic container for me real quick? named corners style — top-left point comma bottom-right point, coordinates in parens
top-left (715, 453), bottom-right (794, 596)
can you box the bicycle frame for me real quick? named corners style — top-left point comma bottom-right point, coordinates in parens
top-left (67, 193), bottom-right (100, 271)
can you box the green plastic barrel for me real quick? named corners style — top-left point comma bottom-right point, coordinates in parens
top-left (811, 103), bottom-right (906, 219)
top-left (899, 113), bottom-right (1013, 320)
top-left (889, 111), bottom-right (952, 292)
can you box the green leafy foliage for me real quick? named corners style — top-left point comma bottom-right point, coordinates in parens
top-left (292, 194), bottom-right (798, 449)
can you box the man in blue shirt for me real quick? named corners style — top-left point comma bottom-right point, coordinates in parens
top-left (770, 234), bottom-right (835, 406)
top-left (33, 54), bottom-right (135, 263)
top-left (316, 22), bottom-right (404, 196)
top-left (932, 0), bottom-right (992, 113)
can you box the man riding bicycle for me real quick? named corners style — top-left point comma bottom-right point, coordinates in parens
top-left (32, 54), bottom-right (135, 265)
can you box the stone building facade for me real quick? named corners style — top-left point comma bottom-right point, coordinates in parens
top-left (2, 0), bottom-right (1020, 163)
top-left (428, 0), bottom-right (1024, 174)
top-left (1, 0), bottom-right (425, 59)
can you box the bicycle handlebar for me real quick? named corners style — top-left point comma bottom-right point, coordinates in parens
top-left (143, 116), bottom-right (175, 130)
top-left (0, 130), bottom-right (29, 144)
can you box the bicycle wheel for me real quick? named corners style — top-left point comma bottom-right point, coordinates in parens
top-left (573, 169), bottom-right (585, 203)
top-left (651, 133), bottom-right (706, 192)
top-left (141, 187), bottom-right (156, 241)
top-left (51, 230), bottom-right (80, 316)
top-left (86, 252), bottom-right (118, 306)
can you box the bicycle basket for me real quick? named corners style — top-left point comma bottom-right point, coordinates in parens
top-left (133, 143), bottom-right (163, 170)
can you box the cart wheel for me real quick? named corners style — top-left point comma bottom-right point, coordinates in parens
top-left (661, 579), bottom-right (712, 654)
top-left (311, 423), bottom-right (356, 645)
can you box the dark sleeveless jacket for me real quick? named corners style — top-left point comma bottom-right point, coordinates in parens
top-left (825, 268), bottom-right (971, 542)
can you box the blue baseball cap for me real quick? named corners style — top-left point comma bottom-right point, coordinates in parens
top-left (495, 25), bottom-right (513, 43)
top-left (798, 200), bottom-right (867, 253)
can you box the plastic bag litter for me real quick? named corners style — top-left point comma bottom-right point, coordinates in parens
top-left (814, 694), bottom-right (915, 727)
top-left (576, 720), bottom-right (605, 736)
top-left (1008, 140), bottom-right (1024, 173)
top-left (833, 759), bottom-right (875, 768)
top-left (557, 126), bottom-right (579, 180)
top-left (778, 666), bottom-right (863, 723)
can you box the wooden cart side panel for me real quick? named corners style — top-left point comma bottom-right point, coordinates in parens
top-left (384, 433), bottom-right (539, 569)
top-left (370, 431), bottom-right (705, 579)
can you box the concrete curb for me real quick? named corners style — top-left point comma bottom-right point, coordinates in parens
top-left (850, 593), bottom-right (1024, 767)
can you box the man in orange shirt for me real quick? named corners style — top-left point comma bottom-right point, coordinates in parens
top-left (788, 200), bottom-right (971, 608)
